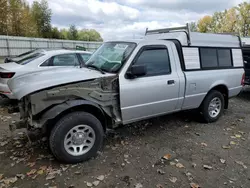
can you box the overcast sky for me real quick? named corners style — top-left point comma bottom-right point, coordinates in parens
top-left (27, 0), bottom-right (245, 41)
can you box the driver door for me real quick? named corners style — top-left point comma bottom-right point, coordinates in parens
top-left (119, 43), bottom-right (180, 124)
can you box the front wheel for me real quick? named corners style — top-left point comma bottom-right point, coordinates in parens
top-left (200, 90), bottom-right (225, 123)
top-left (49, 111), bottom-right (104, 164)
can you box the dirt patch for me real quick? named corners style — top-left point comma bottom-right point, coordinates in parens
top-left (0, 92), bottom-right (250, 188)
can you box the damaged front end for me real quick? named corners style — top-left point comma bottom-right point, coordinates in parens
top-left (14, 75), bottom-right (121, 133)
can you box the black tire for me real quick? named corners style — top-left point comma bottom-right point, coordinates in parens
top-left (200, 90), bottom-right (225, 123)
top-left (49, 111), bottom-right (104, 164)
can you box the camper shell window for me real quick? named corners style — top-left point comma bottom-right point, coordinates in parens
top-left (200, 48), bottom-right (233, 69)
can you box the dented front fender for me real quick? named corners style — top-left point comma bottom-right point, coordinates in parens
top-left (36, 99), bottom-right (106, 128)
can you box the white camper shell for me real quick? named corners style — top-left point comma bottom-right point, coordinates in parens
top-left (145, 24), bottom-right (244, 70)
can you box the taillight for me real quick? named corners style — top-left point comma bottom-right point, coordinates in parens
top-left (0, 72), bottom-right (15, 78)
top-left (241, 72), bottom-right (245, 86)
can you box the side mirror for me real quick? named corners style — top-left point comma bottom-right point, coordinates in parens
top-left (126, 65), bottom-right (147, 79)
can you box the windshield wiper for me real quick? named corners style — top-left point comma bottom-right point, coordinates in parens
top-left (85, 64), bottom-right (105, 74)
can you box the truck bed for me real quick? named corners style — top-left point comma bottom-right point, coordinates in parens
top-left (182, 69), bottom-right (244, 110)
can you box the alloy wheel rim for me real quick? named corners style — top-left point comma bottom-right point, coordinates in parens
top-left (208, 97), bottom-right (222, 118)
top-left (64, 125), bottom-right (95, 156)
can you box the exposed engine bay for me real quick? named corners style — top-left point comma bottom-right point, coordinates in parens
top-left (17, 75), bottom-right (121, 130)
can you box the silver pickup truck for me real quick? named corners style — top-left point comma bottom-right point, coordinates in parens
top-left (8, 25), bottom-right (244, 163)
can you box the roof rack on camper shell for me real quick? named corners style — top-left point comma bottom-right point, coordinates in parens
top-left (145, 23), bottom-right (242, 48)
top-left (145, 23), bottom-right (191, 45)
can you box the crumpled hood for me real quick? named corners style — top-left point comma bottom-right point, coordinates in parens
top-left (8, 67), bottom-right (114, 100)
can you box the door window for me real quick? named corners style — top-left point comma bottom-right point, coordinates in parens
top-left (52, 54), bottom-right (79, 66)
top-left (133, 48), bottom-right (171, 76)
top-left (40, 58), bottom-right (51, 66)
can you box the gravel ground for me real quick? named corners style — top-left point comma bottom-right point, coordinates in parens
top-left (0, 90), bottom-right (250, 188)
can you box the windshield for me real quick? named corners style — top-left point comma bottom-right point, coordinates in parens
top-left (16, 53), bottom-right (44, 65)
top-left (85, 42), bottom-right (136, 73)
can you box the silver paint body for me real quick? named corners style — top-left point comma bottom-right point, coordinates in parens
top-left (8, 36), bottom-right (244, 125)
top-left (118, 40), bottom-right (243, 124)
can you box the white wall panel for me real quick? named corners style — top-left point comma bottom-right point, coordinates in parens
top-left (0, 40), bottom-right (7, 47)
top-left (9, 40), bottom-right (30, 48)
top-left (183, 47), bottom-right (200, 69)
top-left (0, 49), bottom-right (8, 56)
top-left (232, 49), bottom-right (243, 67)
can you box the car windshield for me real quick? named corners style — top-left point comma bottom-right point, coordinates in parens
top-left (85, 42), bottom-right (136, 73)
top-left (16, 53), bottom-right (44, 65)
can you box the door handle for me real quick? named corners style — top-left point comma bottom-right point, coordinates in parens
top-left (167, 80), bottom-right (175, 85)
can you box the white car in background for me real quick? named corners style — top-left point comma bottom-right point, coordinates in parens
top-left (0, 49), bottom-right (92, 99)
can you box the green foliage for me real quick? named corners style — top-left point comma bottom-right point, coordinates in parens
top-left (31, 0), bottom-right (52, 38)
top-left (21, 1), bottom-right (38, 37)
top-left (197, 15), bottom-right (213, 33)
top-left (189, 22), bottom-right (197, 32)
top-left (197, 2), bottom-right (250, 36)
top-left (0, 0), bottom-right (8, 35)
top-left (60, 28), bottom-right (68, 39)
top-left (67, 25), bottom-right (78, 40)
top-left (78, 29), bottom-right (103, 41)
top-left (0, 0), bottom-right (103, 41)
top-left (60, 26), bottom-right (103, 41)
top-left (51, 27), bottom-right (62, 39)
top-left (236, 2), bottom-right (250, 36)
top-left (8, 0), bottom-right (23, 36)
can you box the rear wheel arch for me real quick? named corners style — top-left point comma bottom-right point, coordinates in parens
top-left (207, 85), bottom-right (229, 109)
top-left (200, 90), bottom-right (225, 123)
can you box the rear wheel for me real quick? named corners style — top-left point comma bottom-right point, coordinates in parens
top-left (200, 90), bottom-right (225, 123)
top-left (49, 111), bottom-right (104, 164)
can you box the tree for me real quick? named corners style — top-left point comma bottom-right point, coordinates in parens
top-left (21, 1), bottom-right (38, 37)
top-left (67, 25), bottom-right (78, 40)
top-left (31, 0), bottom-right (52, 38)
top-left (197, 15), bottom-right (213, 33)
top-left (0, 0), bottom-right (8, 35)
top-left (197, 2), bottom-right (250, 36)
top-left (221, 8), bottom-right (237, 34)
top-left (51, 27), bottom-right (62, 39)
top-left (78, 29), bottom-right (103, 41)
top-left (189, 22), bottom-right (197, 32)
top-left (78, 30), bottom-right (89, 41)
top-left (60, 28), bottom-right (68, 39)
top-left (0, 0), bottom-right (104, 41)
top-left (210, 11), bottom-right (225, 33)
top-left (236, 2), bottom-right (250, 36)
top-left (8, 0), bottom-right (23, 36)
top-left (87, 29), bottom-right (103, 41)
